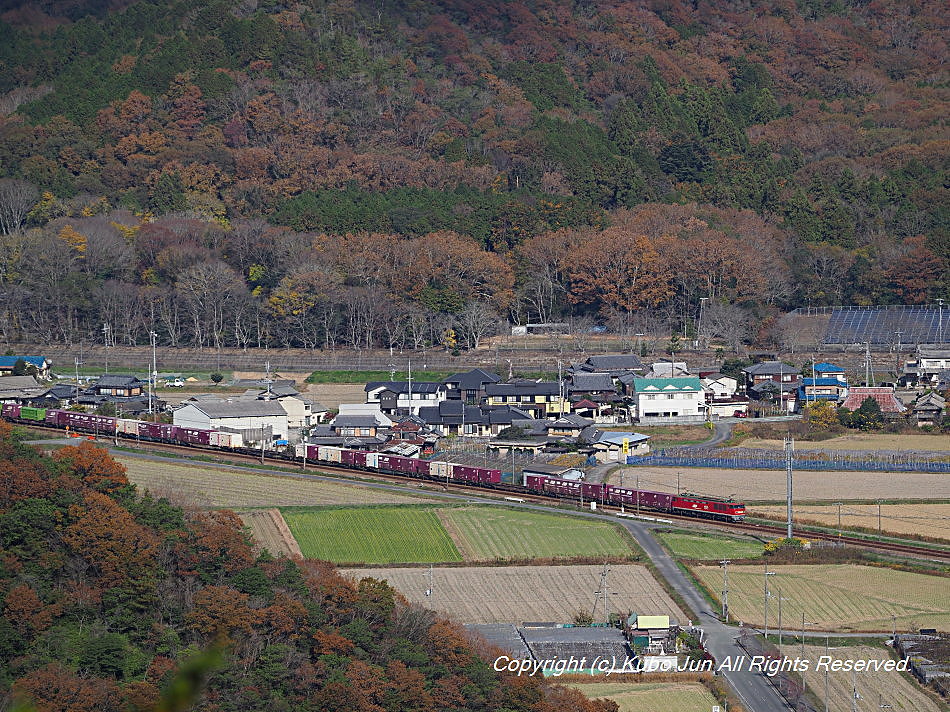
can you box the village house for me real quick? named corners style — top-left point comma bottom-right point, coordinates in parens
top-left (630, 377), bottom-right (705, 422)
top-left (741, 361), bottom-right (799, 392)
top-left (910, 392), bottom-right (945, 427)
top-left (0, 355), bottom-right (51, 379)
top-left (442, 368), bottom-right (501, 404)
top-left (839, 386), bottom-right (907, 417)
top-left (482, 380), bottom-right (569, 419)
top-left (700, 372), bottom-right (749, 417)
top-left (365, 381), bottom-right (447, 415)
top-left (901, 346), bottom-right (950, 389)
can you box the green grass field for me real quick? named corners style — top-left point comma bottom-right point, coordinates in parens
top-left (441, 507), bottom-right (637, 561)
top-left (281, 506), bottom-right (462, 564)
top-left (655, 530), bottom-right (763, 560)
top-left (569, 682), bottom-right (719, 711)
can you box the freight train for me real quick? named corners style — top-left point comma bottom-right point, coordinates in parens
top-left (2, 404), bottom-right (745, 521)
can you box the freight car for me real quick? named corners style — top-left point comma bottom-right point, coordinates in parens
top-left (2, 408), bottom-right (742, 522)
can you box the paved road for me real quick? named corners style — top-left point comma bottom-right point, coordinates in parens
top-left (621, 522), bottom-right (794, 712)
top-left (52, 443), bottom-right (799, 711)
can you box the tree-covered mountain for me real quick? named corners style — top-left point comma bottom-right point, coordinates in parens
top-left (0, 424), bottom-right (615, 712)
top-left (0, 0), bottom-right (946, 349)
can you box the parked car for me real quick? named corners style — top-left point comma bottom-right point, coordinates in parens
top-left (733, 410), bottom-right (748, 418)
top-left (164, 378), bottom-right (185, 387)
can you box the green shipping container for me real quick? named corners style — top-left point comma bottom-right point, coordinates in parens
top-left (20, 407), bottom-right (46, 421)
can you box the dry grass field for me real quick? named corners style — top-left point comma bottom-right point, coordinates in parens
top-left (743, 433), bottom-right (950, 452)
top-left (299, 383), bottom-right (366, 409)
top-left (568, 682), bottom-right (720, 712)
top-left (752, 503), bottom-right (950, 541)
top-left (239, 509), bottom-right (302, 558)
top-left (691, 564), bottom-right (950, 632)
top-left (343, 564), bottom-right (685, 624)
top-left (798, 644), bottom-right (943, 712)
top-left (118, 456), bottom-right (433, 507)
top-left (608, 466), bottom-right (950, 502)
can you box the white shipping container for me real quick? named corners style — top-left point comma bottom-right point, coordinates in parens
top-left (116, 418), bottom-right (139, 435)
top-left (429, 461), bottom-right (450, 478)
top-left (365, 452), bottom-right (379, 469)
top-left (211, 431), bottom-right (242, 448)
top-left (294, 442), bottom-right (306, 458)
top-left (319, 445), bottom-right (343, 463)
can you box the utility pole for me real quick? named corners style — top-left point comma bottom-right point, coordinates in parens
top-left (74, 356), bottom-right (82, 404)
top-left (592, 563), bottom-right (614, 624)
top-left (877, 500), bottom-right (883, 536)
top-left (894, 330), bottom-right (903, 376)
top-left (677, 471), bottom-right (681, 495)
top-left (636, 473), bottom-right (640, 516)
top-left (785, 436), bottom-right (794, 539)
top-left (424, 564), bottom-right (433, 601)
top-left (697, 297), bottom-right (708, 349)
top-left (719, 559), bottom-right (730, 621)
top-left (763, 566), bottom-right (776, 639)
top-left (148, 331), bottom-right (157, 419)
top-left (102, 323), bottom-right (110, 373)
top-left (407, 357), bottom-right (412, 416)
top-left (938, 298), bottom-right (945, 344)
top-left (835, 502), bottom-right (843, 537)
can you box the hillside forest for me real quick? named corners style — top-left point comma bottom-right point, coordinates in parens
top-left (0, 0), bottom-right (946, 351)
top-left (0, 424), bottom-right (618, 712)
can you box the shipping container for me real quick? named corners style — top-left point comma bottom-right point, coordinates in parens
top-left (428, 461), bottom-right (450, 479)
top-left (524, 474), bottom-right (547, 492)
top-left (543, 477), bottom-right (583, 497)
top-left (452, 465), bottom-right (481, 483)
top-left (480, 468), bottom-right (502, 484)
top-left (306, 444), bottom-right (320, 461)
top-left (174, 427), bottom-right (212, 446)
top-left (365, 451), bottom-right (379, 469)
top-left (341, 449), bottom-right (358, 467)
top-left (318, 445), bottom-right (342, 463)
top-left (582, 482), bottom-right (606, 502)
top-left (410, 458), bottom-right (430, 476)
top-left (46, 409), bottom-right (64, 425)
top-left (116, 418), bottom-right (139, 435)
top-left (351, 451), bottom-right (367, 468)
top-left (20, 406), bottom-right (46, 421)
top-left (1, 403), bottom-right (21, 419)
top-left (138, 421), bottom-right (176, 441)
top-left (211, 431), bottom-right (242, 448)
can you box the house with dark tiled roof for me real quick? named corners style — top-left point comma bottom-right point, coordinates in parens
top-left (90, 374), bottom-right (147, 397)
top-left (742, 361), bottom-right (799, 390)
top-left (443, 368), bottom-right (501, 403)
top-left (910, 392), bottom-right (944, 427)
top-left (365, 380), bottom-right (446, 415)
top-left (483, 380), bottom-right (568, 418)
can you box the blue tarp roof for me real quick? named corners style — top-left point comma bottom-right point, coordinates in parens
top-left (813, 362), bottom-right (844, 373)
top-left (0, 356), bottom-right (47, 368)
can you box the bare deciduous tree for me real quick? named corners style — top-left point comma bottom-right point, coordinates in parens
top-left (0, 179), bottom-right (39, 235)
top-left (701, 301), bottom-right (752, 353)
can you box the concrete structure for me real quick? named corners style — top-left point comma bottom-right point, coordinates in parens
top-left (173, 399), bottom-right (290, 441)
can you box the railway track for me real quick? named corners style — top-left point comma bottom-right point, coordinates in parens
top-left (24, 425), bottom-right (950, 562)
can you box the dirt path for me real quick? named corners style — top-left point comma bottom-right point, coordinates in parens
top-left (240, 508), bottom-right (303, 558)
top-left (435, 509), bottom-right (476, 561)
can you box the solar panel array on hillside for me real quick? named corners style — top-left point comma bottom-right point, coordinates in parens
top-left (823, 307), bottom-right (947, 345)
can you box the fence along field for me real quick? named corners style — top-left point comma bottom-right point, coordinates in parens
top-left (343, 564), bottom-right (685, 624)
top-left (438, 507), bottom-right (637, 561)
top-left (568, 682), bottom-right (720, 712)
top-left (752, 503), bottom-right (950, 542)
top-left (282, 507), bottom-right (463, 564)
top-left (798, 644), bottom-right (943, 712)
top-left (691, 564), bottom-right (950, 632)
top-left (609, 466), bottom-right (950, 502)
top-left (117, 456), bottom-right (435, 508)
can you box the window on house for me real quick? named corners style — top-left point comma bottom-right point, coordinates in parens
top-left (666, 394), bottom-right (676, 399)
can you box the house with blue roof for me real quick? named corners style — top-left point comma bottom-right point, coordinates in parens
top-left (812, 362), bottom-right (847, 381)
top-left (0, 356), bottom-right (50, 379)
top-left (797, 377), bottom-right (849, 407)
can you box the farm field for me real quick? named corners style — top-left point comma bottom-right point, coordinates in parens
top-left (239, 509), bottom-right (302, 558)
top-left (608, 466), bottom-right (950, 502)
top-left (439, 507), bottom-right (637, 561)
top-left (655, 530), bottom-right (763, 560)
top-left (743, 433), bottom-right (950, 452)
top-left (299, 383), bottom-right (378, 409)
top-left (691, 564), bottom-right (950, 632)
top-left (342, 564), bottom-right (685, 624)
top-left (798, 644), bottom-right (943, 712)
top-left (752, 503), bottom-right (950, 541)
top-left (569, 682), bottom-right (719, 712)
top-left (282, 506), bottom-right (462, 564)
top-left (118, 456), bottom-right (432, 507)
